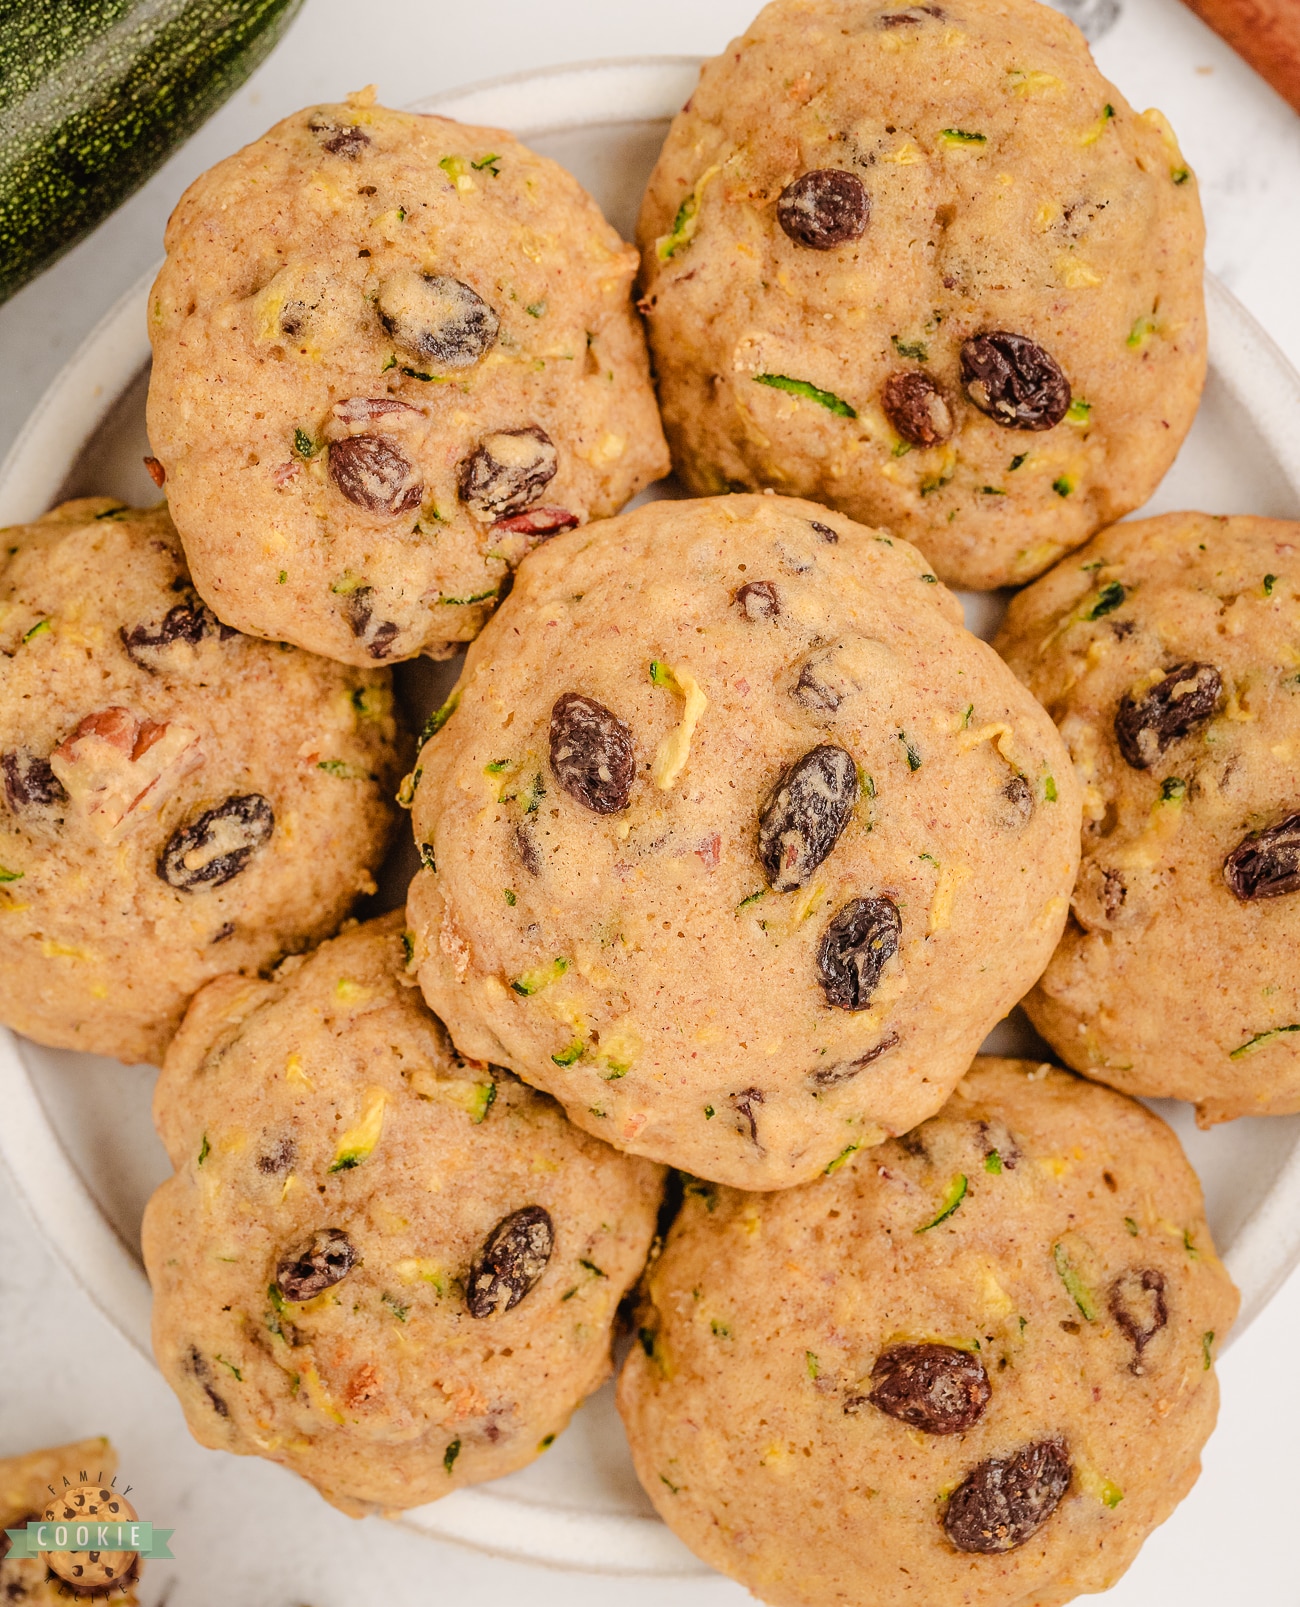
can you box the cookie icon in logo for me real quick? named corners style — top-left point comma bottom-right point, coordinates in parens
top-left (39, 1485), bottom-right (139, 1594)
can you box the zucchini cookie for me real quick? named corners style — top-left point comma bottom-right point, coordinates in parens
top-left (0, 1438), bottom-right (140, 1604)
top-left (996, 512), bottom-right (1300, 1123)
top-left (406, 493), bottom-right (1081, 1188)
top-left (147, 89), bottom-right (669, 666)
top-left (142, 912), bottom-right (663, 1515)
top-left (618, 1057), bottom-right (1237, 1607)
top-left (636, 0), bottom-right (1204, 591)
top-left (0, 498), bottom-right (402, 1065)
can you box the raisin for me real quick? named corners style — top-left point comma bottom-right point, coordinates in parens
top-left (257, 1138), bottom-right (296, 1176)
top-left (310, 116), bottom-right (370, 158)
top-left (879, 4), bottom-right (945, 22)
top-left (341, 587), bottom-right (401, 659)
top-left (158, 794), bottom-right (274, 890)
top-left (734, 580), bottom-right (780, 620)
top-left (328, 435), bottom-right (423, 516)
top-left (960, 332), bottom-right (1071, 430)
top-left (120, 601), bottom-right (210, 667)
top-left (777, 170), bottom-right (871, 249)
top-left (1114, 662), bottom-right (1222, 769)
top-left (817, 897), bottom-right (901, 1010)
top-left (793, 643), bottom-right (860, 714)
top-left (515, 821), bottom-right (542, 875)
top-left (377, 271), bottom-right (499, 368)
top-left (458, 427), bottom-right (558, 520)
top-left (731, 1086), bottom-right (764, 1146)
top-left (944, 1438), bottom-right (1072, 1553)
top-left (1108, 1268), bottom-right (1168, 1373)
top-left (996, 774), bottom-right (1034, 830)
top-left (275, 1228), bottom-right (357, 1301)
top-left (549, 693), bottom-right (635, 814)
top-left (465, 1205), bottom-right (554, 1318)
top-left (810, 520), bottom-right (838, 543)
top-left (882, 371), bottom-right (954, 447)
top-left (758, 744), bottom-right (859, 891)
top-left (808, 1031), bottom-right (900, 1089)
top-left (862, 1343), bottom-right (991, 1434)
top-left (1224, 811), bottom-right (1300, 901)
top-left (1, 748), bottom-right (66, 814)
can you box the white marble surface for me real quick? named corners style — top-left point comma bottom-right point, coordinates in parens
top-left (2, 1), bottom-right (1300, 1601)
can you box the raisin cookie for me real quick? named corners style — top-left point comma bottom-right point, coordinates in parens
top-left (996, 512), bottom-right (1300, 1122)
top-left (147, 89), bottom-right (669, 666)
top-left (618, 1057), bottom-right (1237, 1607)
top-left (142, 912), bottom-right (663, 1515)
top-left (406, 493), bottom-right (1081, 1188)
top-left (636, 0), bottom-right (1204, 591)
top-left (0, 498), bottom-right (402, 1065)
top-left (0, 1438), bottom-right (140, 1604)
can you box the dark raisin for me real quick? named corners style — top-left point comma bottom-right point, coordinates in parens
top-left (377, 271), bottom-right (499, 369)
top-left (817, 897), bottom-right (901, 1010)
top-left (120, 601), bottom-right (210, 667)
top-left (996, 774), bottom-right (1034, 830)
top-left (879, 4), bottom-right (945, 23)
top-left (777, 170), bottom-right (870, 250)
top-left (808, 1031), bottom-right (900, 1089)
top-left (515, 821), bottom-right (542, 875)
top-left (465, 1205), bottom-right (554, 1318)
top-left (793, 643), bottom-right (859, 714)
top-left (328, 436), bottom-right (423, 516)
top-left (158, 794), bottom-right (274, 891)
top-left (257, 1138), bottom-right (296, 1175)
top-left (549, 693), bottom-right (635, 815)
top-left (758, 744), bottom-right (859, 891)
top-left (1108, 1268), bottom-right (1168, 1373)
top-left (731, 1086), bottom-right (764, 1146)
top-left (865, 1343), bottom-right (992, 1434)
top-left (882, 371), bottom-right (954, 447)
top-left (810, 520), bottom-right (839, 543)
top-left (734, 580), bottom-right (780, 620)
top-left (960, 332), bottom-right (1071, 430)
top-left (944, 1438), bottom-right (1072, 1553)
top-left (1, 748), bottom-right (66, 814)
top-left (1224, 811), bottom-right (1300, 901)
top-left (458, 427), bottom-right (558, 520)
top-left (1114, 662), bottom-right (1222, 769)
top-left (341, 587), bottom-right (402, 660)
top-left (275, 1228), bottom-right (357, 1301)
top-left (310, 117), bottom-right (371, 158)
top-left (976, 1117), bottom-right (1020, 1169)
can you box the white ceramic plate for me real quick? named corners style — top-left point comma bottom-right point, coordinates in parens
top-left (2, 56), bottom-right (1300, 1576)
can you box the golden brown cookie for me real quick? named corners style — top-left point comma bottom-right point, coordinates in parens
top-left (142, 912), bottom-right (663, 1515)
top-left (618, 1057), bottom-right (1238, 1607)
top-left (636, 0), bottom-right (1204, 590)
top-left (996, 511), bottom-right (1300, 1122)
top-left (147, 90), bottom-right (668, 665)
top-left (0, 498), bottom-right (402, 1064)
top-left (407, 492), bottom-right (1081, 1188)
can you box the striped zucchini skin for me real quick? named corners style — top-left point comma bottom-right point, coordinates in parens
top-left (0, 0), bottom-right (304, 303)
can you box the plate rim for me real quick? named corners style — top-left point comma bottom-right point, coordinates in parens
top-left (2, 50), bottom-right (1300, 1577)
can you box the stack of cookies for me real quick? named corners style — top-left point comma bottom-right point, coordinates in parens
top-left (7, 1), bottom-right (1296, 1602)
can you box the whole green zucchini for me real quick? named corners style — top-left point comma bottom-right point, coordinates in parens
top-left (0, 0), bottom-right (304, 303)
